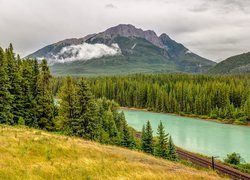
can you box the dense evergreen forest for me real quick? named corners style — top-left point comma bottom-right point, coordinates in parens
top-left (80, 74), bottom-right (249, 124)
top-left (0, 44), bottom-right (54, 129)
top-left (0, 45), bottom-right (177, 160)
top-left (0, 44), bottom-right (134, 146)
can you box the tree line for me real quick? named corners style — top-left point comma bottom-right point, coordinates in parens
top-left (141, 121), bottom-right (177, 160)
top-left (57, 76), bottom-right (177, 160)
top-left (74, 74), bottom-right (250, 124)
top-left (0, 44), bottom-right (55, 129)
top-left (57, 76), bottom-right (136, 148)
top-left (0, 44), bottom-right (176, 161)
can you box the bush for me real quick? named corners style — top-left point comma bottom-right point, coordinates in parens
top-left (237, 163), bottom-right (250, 174)
top-left (18, 117), bottom-right (25, 125)
top-left (209, 113), bottom-right (217, 119)
top-left (234, 120), bottom-right (247, 125)
top-left (238, 116), bottom-right (248, 123)
top-left (224, 152), bottom-right (244, 165)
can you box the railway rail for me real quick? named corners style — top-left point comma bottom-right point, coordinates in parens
top-left (176, 149), bottom-right (250, 180)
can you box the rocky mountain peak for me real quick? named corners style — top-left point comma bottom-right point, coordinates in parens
top-left (95, 24), bottom-right (164, 48)
top-left (159, 33), bottom-right (171, 41)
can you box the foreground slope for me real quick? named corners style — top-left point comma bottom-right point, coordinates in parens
top-left (0, 125), bottom-right (221, 179)
top-left (208, 52), bottom-right (250, 74)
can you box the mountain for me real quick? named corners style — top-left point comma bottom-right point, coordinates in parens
top-left (27, 24), bottom-right (216, 75)
top-left (208, 52), bottom-right (250, 74)
top-left (0, 125), bottom-right (220, 179)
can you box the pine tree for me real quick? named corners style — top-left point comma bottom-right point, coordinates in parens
top-left (244, 96), bottom-right (250, 121)
top-left (154, 121), bottom-right (168, 158)
top-left (5, 44), bottom-right (23, 124)
top-left (71, 78), bottom-right (99, 140)
top-left (141, 121), bottom-right (154, 154)
top-left (0, 48), bottom-right (12, 124)
top-left (167, 136), bottom-right (177, 161)
top-left (36, 59), bottom-right (54, 130)
top-left (31, 60), bottom-right (39, 98)
top-left (116, 111), bottom-right (126, 132)
top-left (20, 60), bottom-right (33, 126)
top-left (29, 59), bottom-right (40, 127)
top-left (103, 108), bottom-right (117, 138)
top-left (121, 120), bottom-right (135, 149)
top-left (58, 77), bottom-right (77, 121)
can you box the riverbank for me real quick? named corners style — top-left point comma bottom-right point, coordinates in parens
top-left (121, 107), bottom-right (250, 171)
top-left (120, 107), bottom-right (250, 127)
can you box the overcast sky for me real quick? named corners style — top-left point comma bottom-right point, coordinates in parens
top-left (0, 0), bottom-right (250, 61)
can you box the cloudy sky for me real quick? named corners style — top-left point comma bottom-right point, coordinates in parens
top-left (0, 0), bottom-right (250, 61)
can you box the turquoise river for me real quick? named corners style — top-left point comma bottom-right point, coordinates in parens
top-left (123, 109), bottom-right (250, 162)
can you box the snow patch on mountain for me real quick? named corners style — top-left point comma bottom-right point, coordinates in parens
top-left (48, 43), bottom-right (121, 64)
top-left (131, 43), bottom-right (137, 50)
top-left (185, 50), bottom-right (192, 54)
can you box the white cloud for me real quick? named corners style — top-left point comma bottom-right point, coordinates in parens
top-left (48, 43), bottom-right (121, 64)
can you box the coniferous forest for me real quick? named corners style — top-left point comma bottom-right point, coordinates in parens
top-left (0, 45), bottom-right (177, 160)
top-left (0, 44), bottom-right (54, 129)
top-left (84, 74), bottom-right (250, 124)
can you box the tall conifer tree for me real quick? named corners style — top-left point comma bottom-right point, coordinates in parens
top-left (0, 48), bottom-right (12, 124)
top-left (36, 59), bottom-right (54, 130)
top-left (141, 121), bottom-right (154, 154)
top-left (167, 136), bottom-right (177, 161)
top-left (155, 121), bottom-right (168, 158)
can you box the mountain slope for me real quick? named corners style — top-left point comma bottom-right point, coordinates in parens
top-left (208, 52), bottom-right (250, 74)
top-left (51, 37), bottom-right (178, 75)
top-left (0, 125), bottom-right (221, 179)
top-left (27, 24), bottom-right (216, 75)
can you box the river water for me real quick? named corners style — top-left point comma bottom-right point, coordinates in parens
top-left (122, 109), bottom-right (250, 162)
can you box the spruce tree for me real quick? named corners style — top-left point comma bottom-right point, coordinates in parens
top-left (167, 136), bottom-right (177, 161)
top-left (244, 96), bottom-right (250, 121)
top-left (58, 76), bottom-right (77, 122)
top-left (141, 121), bottom-right (154, 154)
top-left (116, 111), bottom-right (126, 132)
top-left (121, 120), bottom-right (135, 149)
top-left (72, 78), bottom-right (99, 140)
top-left (20, 60), bottom-right (34, 126)
top-left (0, 48), bottom-right (12, 124)
top-left (154, 121), bottom-right (168, 158)
top-left (103, 108), bottom-right (117, 138)
top-left (29, 59), bottom-right (40, 127)
top-left (36, 59), bottom-right (54, 130)
top-left (5, 45), bottom-right (23, 124)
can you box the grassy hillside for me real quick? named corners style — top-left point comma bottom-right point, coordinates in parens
top-left (0, 125), bottom-right (222, 179)
top-left (208, 52), bottom-right (250, 74)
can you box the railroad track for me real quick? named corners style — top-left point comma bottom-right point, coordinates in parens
top-left (176, 149), bottom-right (250, 180)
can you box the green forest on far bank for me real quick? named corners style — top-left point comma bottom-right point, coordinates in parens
top-left (53, 74), bottom-right (250, 125)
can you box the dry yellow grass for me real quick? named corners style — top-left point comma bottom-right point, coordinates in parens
top-left (0, 125), bottom-right (224, 180)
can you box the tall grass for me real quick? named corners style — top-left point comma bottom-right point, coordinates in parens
top-left (0, 125), bottom-right (223, 179)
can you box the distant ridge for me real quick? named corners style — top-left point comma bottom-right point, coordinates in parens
top-left (27, 24), bottom-right (216, 75)
top-left (208, 52), bottom-right (250, 74)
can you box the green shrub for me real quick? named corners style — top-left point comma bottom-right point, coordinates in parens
top-left (224, 152), bottom-right (244, 165)
top-left (18, 117), bottom-right (25, 125)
